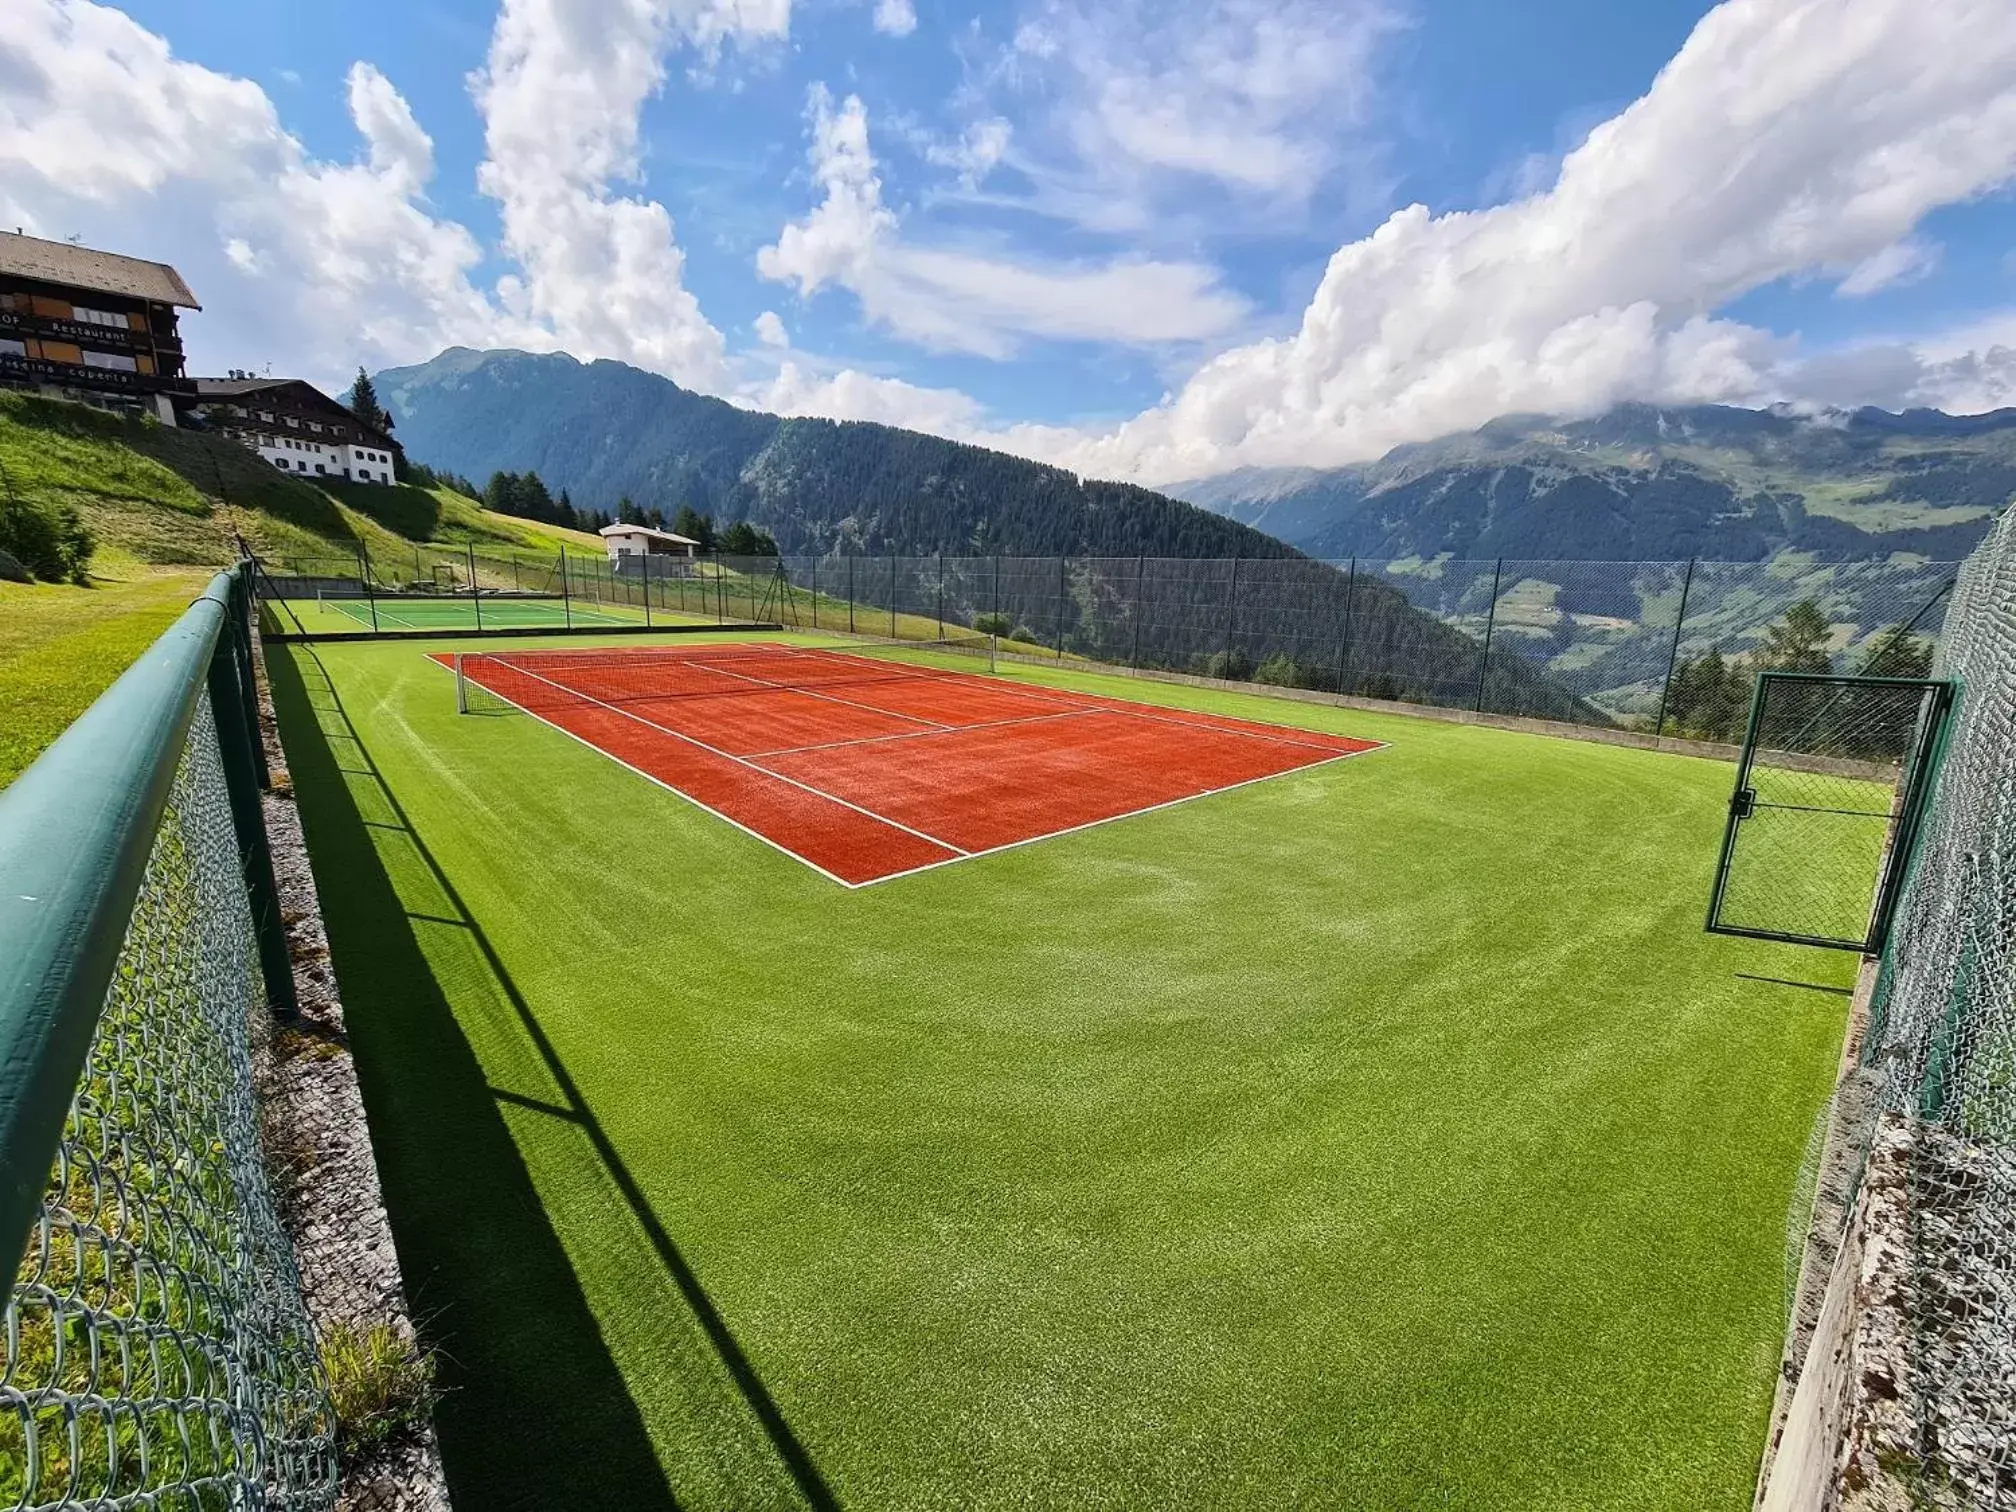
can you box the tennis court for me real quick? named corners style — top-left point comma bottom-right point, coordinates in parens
top-left (441, 639), bottom-right (1384, 884)
top-left (324, 592), bottom-right (646, 632)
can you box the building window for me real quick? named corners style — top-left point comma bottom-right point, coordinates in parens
top-left (258, 411), bottom-right (273, 422)
top-left (81, 349), bottom-right (138, 372)
top-left (0, 337), bottom-right (23, 358)
top-left (308, 422), bottom-right (322, 433)
top-left (71, 306), bottom-right (129, 329)
top-left (284, 416), bottom-right (298, 427)
top-left (315, 464), bottom-right (326, 474)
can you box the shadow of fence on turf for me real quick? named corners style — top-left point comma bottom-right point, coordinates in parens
top-left (267, 646), bottom-right (838, 1511)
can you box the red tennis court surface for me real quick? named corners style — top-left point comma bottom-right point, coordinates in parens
top-left (435, 642), bottom-right (1383, 886)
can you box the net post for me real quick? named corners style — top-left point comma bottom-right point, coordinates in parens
top-left (455, 652), bottom-right (469, 714)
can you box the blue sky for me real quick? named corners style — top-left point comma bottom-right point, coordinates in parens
top-left (6, 0), bottom-right (2016, 481)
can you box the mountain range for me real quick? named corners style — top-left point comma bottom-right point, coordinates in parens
top-left (376, 348), bottom-right (1291, 562)
top-left (1174, 404), bottom-right (2014, 563)
top-left (379, 350), bottom-right (2011, 571)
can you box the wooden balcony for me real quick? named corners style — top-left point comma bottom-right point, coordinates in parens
top-left (0, 350), bottom-right (195, 396)
top-left (0, 308), bottom-right (184, 353)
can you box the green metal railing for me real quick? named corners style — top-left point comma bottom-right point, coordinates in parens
top-left (0, 564), bottom-right (334, 1508)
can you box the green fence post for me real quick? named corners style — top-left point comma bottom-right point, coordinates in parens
top-left (936, 553), bottom-right (945, 636)
top-left (811, 558), bottom-right (819, 630)
top-left (848, 555), bottom-right (856, 635)
top-left (227, 570), bottom-right (269, 789)
top-left (468, 542), bottom-right (484, 633)
top-left (1131, 555), bottom-right (1146, 667)
top-left (1474, 558), bottom-right (1503, 713)
top-left (1057, 555), bottom-right (1068, 659)
top-left (1653, 557), bottom-right (1697, 739)
top-left (560, 545), bottom-right (573, 629)
top-left (206, 587), bottom-right (298, 1020)
top-left (1334, 559), bottom-right (1357, 692)
top-left (359, 545), bottom-right (379, 632)
top-left (1223, 554), bottom-right (1240, 666)
top-left (889, 556), bottom-right (897, 639)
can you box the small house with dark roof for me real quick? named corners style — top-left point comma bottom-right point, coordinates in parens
top-left (0, 231), bottom-right (200, 421)
top-left (184, 377), bottom-right (403, 486)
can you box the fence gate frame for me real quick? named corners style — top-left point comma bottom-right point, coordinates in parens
top-left (1706, 671), bottom-right (1954, 953)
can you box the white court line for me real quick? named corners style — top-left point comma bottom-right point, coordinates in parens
top-left (748, 705), bottom-right (1100, 759)
top-left (684, 654), bottom-right (952, 731)
top-left (438, 645), bottom-right (1387, 888)
top-left (760, 640), bottom-right (1370, 758)
top-left (335, 599), bottom-right (427, 630)
top-left (435, 663), bottom-right (871, 888)
top-left (855, 740), bottom-right (1387, 888)
top-left (482, 658), bottom-right (972, 857)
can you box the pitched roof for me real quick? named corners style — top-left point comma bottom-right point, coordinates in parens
top-left (0, 232), bottom-right (200, 308)
top-left (193, 377), bottom-right (294, 399)
top-left (190, 377), bottom-right (401, 450)
top-left (599, 523), bottom-right (699, 544)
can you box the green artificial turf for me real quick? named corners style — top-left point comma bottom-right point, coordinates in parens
top-left (268, 634), bottom-right (1855, 1510)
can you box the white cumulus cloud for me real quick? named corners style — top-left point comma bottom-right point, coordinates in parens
top-left (1005, 0), bottom-right (2016, 482)
top-left (0, 3), bottom-right (529, 382)
top-left (757, 85), bottom-right (1247, 357)
top-left (470, 0), bottom-right (793, 391)
top-left (872, 0), bottom-right (918, 38)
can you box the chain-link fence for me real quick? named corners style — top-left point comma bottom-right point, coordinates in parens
top-left (2, 570), bottom-right (336, 1510)
top-left (254, 544), bottom-right (1958, 735)
top-left (765, 553), bottom-right (1953, 733)
top-left (1844, 505), bottom-right (2016, 1505)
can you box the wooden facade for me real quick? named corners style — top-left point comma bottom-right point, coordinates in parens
top-left (0, 233), bottom-right (199, 413)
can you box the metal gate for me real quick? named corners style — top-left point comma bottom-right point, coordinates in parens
top-left (1706, 672), bottom-right (1953, 952)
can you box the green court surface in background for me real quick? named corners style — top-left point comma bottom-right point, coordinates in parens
top-left (268, 633), bottom-right (1855, 1511)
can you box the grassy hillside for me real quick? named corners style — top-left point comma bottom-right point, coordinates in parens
top-left (0, 558), bottom-right (212, 786)
top-left (0, 392), bottom-right (600, 576)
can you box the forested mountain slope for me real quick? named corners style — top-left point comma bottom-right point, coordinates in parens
top-left (376, 348), bottom-right (1297, 561)
top-left (1175, 403), bottom-right (2015, 562)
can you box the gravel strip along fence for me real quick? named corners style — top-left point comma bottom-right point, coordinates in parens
top-left (251, 624), bottom-right (452, 1512)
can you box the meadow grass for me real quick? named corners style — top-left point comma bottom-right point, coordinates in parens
top-left (268, 632), bottom-right (1856, 1510)
top-left (0, 561), bottom-right (211, 786)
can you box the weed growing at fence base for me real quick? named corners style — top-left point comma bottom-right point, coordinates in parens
top-left (270, 634), bottom-right (1858, 1510)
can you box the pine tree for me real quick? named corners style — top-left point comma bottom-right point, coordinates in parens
top-left (1762, 598), bottom-right (1834, 674)
top-left (346, 367), bottom-right (391, 433)
top-left (1857, 624), bottom-right (1933, 679)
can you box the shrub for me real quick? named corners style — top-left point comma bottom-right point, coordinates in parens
top-left (0, 498), bottom-right (94, 583)
top-left (972, 611), bottom-right (1013, 636)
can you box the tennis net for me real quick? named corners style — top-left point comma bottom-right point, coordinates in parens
top-left (453, 633), bottom-right (998, 715)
